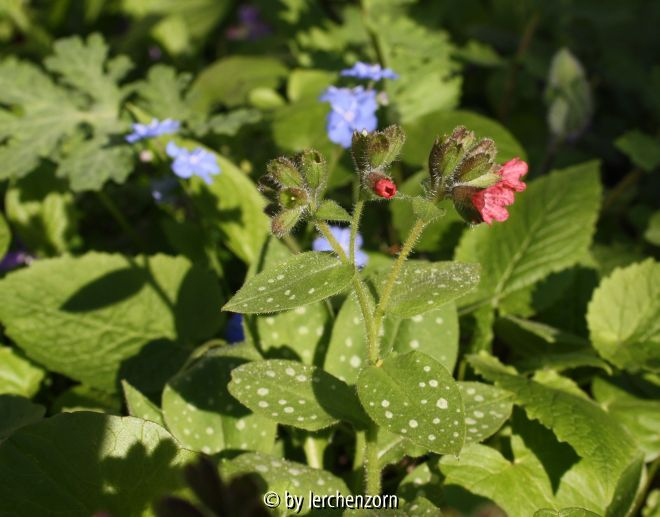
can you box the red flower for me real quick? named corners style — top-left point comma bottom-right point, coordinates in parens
top-left (373, 177), bottom-right (397, 199)
top-left (472, 158), bottom-right (528, 224)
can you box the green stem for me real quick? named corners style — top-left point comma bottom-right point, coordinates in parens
top-left (364, 423), bottom-right (381, 495)
top-left (96, 191), bottom-right (146, 251)
top-left (316, 221), bottom-right (379, 363)
top-left (303, 435), bottom-right (325, 470)
top-left (350, 200), bottom-right (365, 265)
top-left (372, 218), bottom-right (427, 337)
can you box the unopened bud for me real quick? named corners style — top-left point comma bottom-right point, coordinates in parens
top-left (367, 172), bottom-right (397, 199)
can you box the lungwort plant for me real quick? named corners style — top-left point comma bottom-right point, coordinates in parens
top-left (222, 124), bottom-right (526, 497)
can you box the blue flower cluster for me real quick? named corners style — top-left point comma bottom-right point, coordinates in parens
top-left (320, 62), bottom-right (397, 148)
top-left (313, 225), bottom-right (368, 267)
top-left (319, 86), bottom-right (378, 148)
top-left (166, 142), bottom-right (220, 185)
top-left (340, 62), bottom-right (398, 81)
top-left (125, 118), bottom-right (180, 143)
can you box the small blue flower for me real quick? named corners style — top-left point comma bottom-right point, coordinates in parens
top-left (340, 62), bottom-right (398, 81)
top-left (166, 142), bottom-right (221, 185)
top-left (319, 86), bottom-right (378, 148)
top-left (313, 226), bottom-right (368, 267)
top-left (225, 313), bottom-right (245, 344)
top-left (0, 250), bottom-right (32, 272)
top-left (125, 118), bottom-right (180, 143)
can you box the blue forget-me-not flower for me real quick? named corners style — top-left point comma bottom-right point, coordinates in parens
top-left (313, 225), bottom-right (369, 267)
top-left (340, 62), bottom-right (398, 81)
top-left (319, 86), bottom-right (378, 148)
top-left (125, 118), bottom-right (180, 143)
top-left (166, 142), bottom-right (221, 185)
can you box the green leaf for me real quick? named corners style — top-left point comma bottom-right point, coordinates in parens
top-left (287, 69), bottom-right (336, 102)
top-left (357, 351), bottom-right (465, 455)
top-left (224, 252), bottom-right (355, 314)
top-left (52, 384), bottom-right (121, 414)
top-left (135, 64), bottom-right (195, 123)
top-left (5, 168), bottom-right (79, 256)
top-left (441, 437), bottom-right (556, 515)
top-left (458, 381), bottom-right (513, 445)
top-left (0, 346), bottom-right (45, 398)
top-left (272, 100), bottom-right (335, 156)
top-left (397, 461), bottom-right (443, 508)
top-left (0, 212), bottom-right (9, 261)
top-left (587, 259), bottom-right (660, 372)
top-left (645, 211), bottom-right (660, 246)
top-left (469, 353), bottom-right (641, 507)
top-left (545, 48), bottom-right (593, 140)
top-left (401, 110), bottom-right (526, 167)
top-left (411, 197), bottom-right (445, 224)
top-left (189, 151), bottom-right (270, 265)
top-left (593, 378), bottom-right (660, 462)
top-left (375, 260), bottom-right (480, 318)
top-left (222, 451), bottom-right (349, 497)
top-left (228, 359), bottom-right (369, 431)
top-left (0, 395), bottom-right (44, 440)
top-left (376, 429), bottom-right (427, 467)
top-left (615, 130), bottom-right (660, 172)
top-left (122, 380), bottom-right (164, 426)
top-left (324, 294), bottom-right (459, 384)
top-left (189, 56), bottom-right (287, 110)
top-left (0, 412), bottom-right (195, 516)
top-left (0, 253), bottom-right (223, 393)
top-left (162, 344), bottom-right (276, 455)
top-left (455, 161), bottom-right (602, 309)
top-left (315, 200), bottom-right (352, 223)
top-left (204, 109), bottom-right (262, 136)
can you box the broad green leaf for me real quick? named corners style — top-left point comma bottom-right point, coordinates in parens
top-left (375, 260), bottom-right (480, 318)
top-left (535, 508), bottom-right (600, 516)
top-left (0, 412), bottom-right (195, 516)
top-left (162, 344), bottom-right (276, 454)
top-left (401, 110), bottom-right (526, 167)
top-left (593, 378), bottom-right (660, 462)
top-left (0, 212), bottom-right (9, 260)
top-left (189, 56), bottom-right (287, 110)
top-left (0, 253), bottom-right (223, 393)
top-left (615, 130), bottom-right (660, 172)
top-left (272, 99), bottom-right (335, 157)
top-left (287, 69), bottom-right (336, 102)
top-left (325, 294), bottom-right (459, 384)
top-left (357, 351), bottom-right (465, 454)
top-left (228, 359), bottom-right (369, 431)
top-left (0, 346), bottom-right (44, 398)
top-left (224, 252), bottom-right (355, 314)
top-left (397, 461), bottom-right (443, 507)
top-left (315, 199), bottom-right (352, 223)
top-left (441, 437), bottom-right (556, 515)
top-left (587, 259), bottom-right (660, 372)
top-left (135, 64), bottom-right (195, 123)
top-left (189, 151), bottom-right (270, 265)
top-left (252, 239), bottom-right (330, 364)
top-left (469, 353), bottom-right (641, 507)
top-left (52, 385), bottom-right (121, 414)
top-left (122, 380), bottom-right (164, 426)
top-left (391, 172), bottom-right (463, 253)
top-left (458, 381), bottom-right (513, 445)
top-left (222, 451), bottom-right (349, 502)
top-left (455, 161), bottom-right (602, 310)
top-left (0, 395), bottom-right (44, 440)
top-left (5, 168), bottom-right (79, 256)
top-left (204, 109), bottom-right (262, 136)
top-left (545, 48), bottom-right (592, 140)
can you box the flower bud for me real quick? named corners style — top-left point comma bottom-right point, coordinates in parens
top-left (351, 125), bottom-right (406, 172)
top-left (271, 208), bottom-right (304, 237)
top-left (278, 187), bottom-right (308, 209)
top-left (297, 149), bottom-right (327, 191)
top-left (367, 172), bottom-right (397, 199)
top-left (266, 157), bottom-right (304, 188)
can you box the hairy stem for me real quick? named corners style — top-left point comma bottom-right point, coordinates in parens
top-left (363, 423), bottom-right (381, 495)
top-left (350, 200), bottom-right (365, 266)
top-left (372, 218), bottom-right (427, 337)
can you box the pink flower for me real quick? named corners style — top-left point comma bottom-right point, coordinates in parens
top-left (471, 158), bottom-right (528, 224)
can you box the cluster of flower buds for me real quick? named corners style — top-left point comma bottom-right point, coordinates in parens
top-left (351, 125), bottom-right (405, 199)
top-left (260, 150), bottom-right (328, 236)
top-left (425, 126), bottom-right (526, 224)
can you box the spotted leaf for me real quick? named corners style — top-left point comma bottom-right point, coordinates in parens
top-left (222, 452), bottom-right (349, 501)
top-left (162, 343), bottom-right (276, 455)
top-left (357, 351), bottom-right (465, 454)
top-left (228, 359), bottom-right (370, 431)
top-left (376, 261), bottom-right (480, 318)
top-left (459, 381), bottom-right (513, 445)
top-left (122, 380), bottom-right (164, 426)
top-left (223, 252), bottom-right (355, 314)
